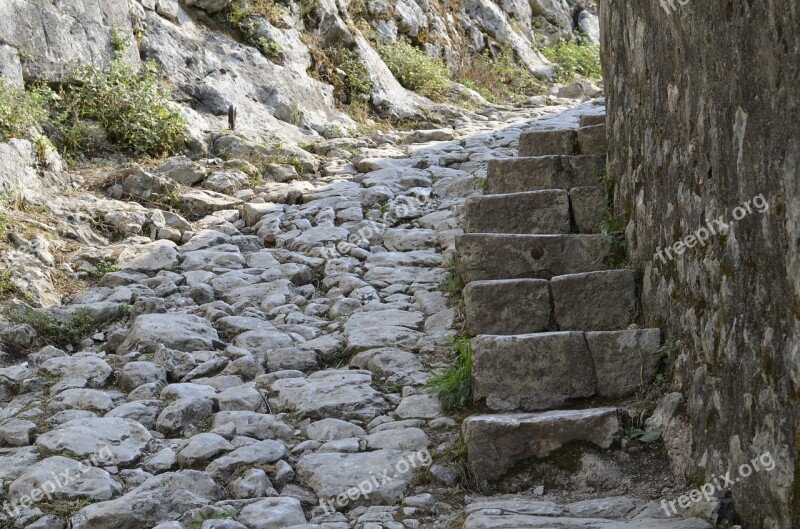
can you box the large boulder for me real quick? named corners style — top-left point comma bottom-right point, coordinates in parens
top-left (70, 471), bottom-right (221, 529)
top-left (0, 0), bottom-right (140, 83)
top-left (117, 313), bottom-right (220, 353)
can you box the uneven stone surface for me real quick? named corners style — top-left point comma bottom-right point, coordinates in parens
top-left (463, 496), bottom-right (713, 529)
top-left (456, 234), bottom-right (609, 282)
top-left (463, 408), bottom-right (620, 480)
top-left (270, 370), bottom-right (390, 420)
top-left (472, 332), bottom-right (596, 411)
top-left (550, 270), bottom-right (637, 330)
top-left (296, 450), bottom-right (420, 507)
top-left (463, 191), bottom-right (571, 234)
top-left (464, 279), bottom-right (551, 335)
top-left (0, 96), bottom-right (713, 529)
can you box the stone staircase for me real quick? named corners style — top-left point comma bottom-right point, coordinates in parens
top-left (455, 115), bottom-right (662, 482)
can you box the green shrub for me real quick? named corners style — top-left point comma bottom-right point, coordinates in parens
top-left (541, 37), bottom-right (602, 83)
top-left (58, 59), bottom-right (186, 158)
top-left (426, 336), bottom-right (473, 411)
top-left (238, 19), bottom-right (284, 62)
top-left (0, 78), bottom-right (52, 142)
top-left (456, 47), bottom-right (544, 104)
top-left (5, 305), bottom-right (131, 348)
top-left (379, 39), bottom-right (450, 99)
top-left (328, 47), bottom-right (373, 98)
top-left (0, 268), bottom-right (18, 296)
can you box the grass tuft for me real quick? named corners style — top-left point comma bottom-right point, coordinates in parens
top-left (426, 336), bottom-right (473, 411)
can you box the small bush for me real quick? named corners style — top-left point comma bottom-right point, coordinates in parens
top-left (328, 47), bottom-right (373, 99)
top-left (541, 37), bottom-right (602, 83)
top-left (238, 19), bottom-right (284, 62)
top-left (654, 340), bottom-right (680, 383)
top-left (58, 59), bottom-right (186, 158)
top-left (456, 47), bottom-right (544, 104)
top-left (0, 78), bottom-right (52, 142)
top-left (625, 428), bottom-right (662, 444)
top-left (426, 336), bottom-right (473, 411)
top-left (0, 268), bottom-right (18, 296)
top-left (379, 39), bottom-right (450, 99)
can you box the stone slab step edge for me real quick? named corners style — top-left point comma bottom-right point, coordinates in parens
top-left (486, 155), bottom-right (606, 195)
top-left (463, 187), bottom-right (608, 235)
top-left (455, 233), bottom-right (610, 283)
top-left (471, 329), bottom-right (661, 411)
top-left (518, 124), bottom-right (607, 157)
top-left (462, 407), bottom-right (620, 481)
top-left (463, 270), bottom-right (638, 335)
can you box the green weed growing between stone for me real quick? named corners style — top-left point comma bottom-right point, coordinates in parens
top-left (426, 336), bottom-right (473, 411)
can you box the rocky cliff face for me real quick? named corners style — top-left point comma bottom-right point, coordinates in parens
top-left (601, 1), bottom-right (799, 527)
top-left (0, 0), bottom-right (597, 145)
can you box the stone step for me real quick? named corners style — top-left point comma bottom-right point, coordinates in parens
top-left (462, 408), bottom-right (620, 481)
top-left (569, 185), bottom-right (608, 233)
top-left (585, 328), bottom-right (661, 398)
top-left (472, 332), bottom-right (596, 411)
top-left (464, 279), bottom-right (551, 335)
top-left (518, 129), bottom-right (578, 157)
top-left (462, 496), bottom-right (712, 528)
top-left (463, 190), bottom-right (571, 234)
top-left (486, 155), bottom-right (605, 194)
top-left (579, 113), bottom-right (606, 127)
top-left (551, 269), bottom-right (637, 330)
top-left (577, 123), bottom-right (608, 156)
top-left (455, 234), bottom-right (609, 282)
top-left (463, 270), bottom-right (637, 335)
top-left (471, 329), bottom-right (661, 411)
top-left (518, 124), bottom-right (606, 157)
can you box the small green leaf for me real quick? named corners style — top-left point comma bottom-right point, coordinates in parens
top-left (639, 429), bottom-right (662, 443)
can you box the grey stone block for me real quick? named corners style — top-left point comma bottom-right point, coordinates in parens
top-left (464, 279), bottom-right (551, 335)
top-left (550, 270), bottom-right (637, 330)
top-left (585, 329), bottom-right (661, 397)
top-left (569, 186), bottom-right (608, 233)
top-left (463, 408), bottom-right (619, 481)
top-left (518, 129), bottom-right (578, 156)
top-left (455, 234), bottom-right (609, 282)
top-left (472, 332), bottom-right (596, 411)
top-left (487, 155), bottom-right (606, 194)
top-left (463, 190), bottom-right (571, 234)
top-left (577, 124), bottom-right (607, 155)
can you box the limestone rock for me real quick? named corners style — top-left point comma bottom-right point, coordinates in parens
top-left (118, 313), bottom-right (220, 353)
top-left (463, 408), bottom-right (620, 481)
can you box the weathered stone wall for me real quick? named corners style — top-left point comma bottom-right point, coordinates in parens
top-left (600, 1), bottom-right (799, 527)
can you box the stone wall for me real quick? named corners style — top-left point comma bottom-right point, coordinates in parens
top-left (600, 1), bottom-right (799, 527)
